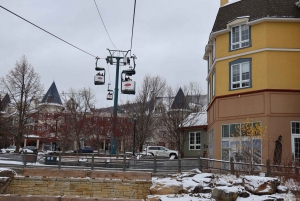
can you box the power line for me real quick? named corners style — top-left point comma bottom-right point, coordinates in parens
top-left (94, 0), bottom-right (117, 50)
top-left (130, 0), bottom-right (137, 54)
top-left (0, 5), bottom-right (98, 58)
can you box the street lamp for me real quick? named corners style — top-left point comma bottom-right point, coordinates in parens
top-left (133, 113), bottom-right (137, 156)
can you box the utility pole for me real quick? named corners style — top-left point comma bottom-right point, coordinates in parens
top-left (106, 49), bottom-right (131, 154)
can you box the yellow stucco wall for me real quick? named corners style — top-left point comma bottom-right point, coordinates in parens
top-left (265, 22), bottom-right (300, 48)
top-left (209, 21), bottom-right (300, 101)
top-left (266, 51), bottom-right (300, 89)
top-left (215, 21), bottom-right (300, 59)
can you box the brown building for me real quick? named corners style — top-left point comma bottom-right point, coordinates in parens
top-left (204, 0), bottom-right (300, 166)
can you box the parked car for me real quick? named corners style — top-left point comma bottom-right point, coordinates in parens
top-left (5, 146), bottom-right (17, 153)
top-left (21, 146), bottom-right (38, 154)
top-left (144, 146), bottom-right (178, 158)
top-left (74, 146), bottom-right (94, 153)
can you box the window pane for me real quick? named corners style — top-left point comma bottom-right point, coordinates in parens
top-left (190, 146), bottom-right (195, 150)
top-left (242, 62), bottom-right (250, 80)
top-left (222, 125), bottom-right (229, 137)
top-left (232, 26), bottom-right (240, 43)
top-left (230, 124), bottom-right (240, 137)
top-left (232, 83), bottom-right (240, 89)
top-left (190, 133), bottom-right (195, 144)
top-left (242, 81), bottom-right (250, 87)
top-left (293, 122), bottom-right (300, 134)
top-left (232, 65), bottom-right (240, 82)
top-left (196, 133), bottom-right (201, 144)
top-left (241, 25), bottom-right (249, 41)
top-left (222, 141), bottom-right (229, 148)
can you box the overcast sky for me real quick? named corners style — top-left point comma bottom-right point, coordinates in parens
top-left (0, 0), bottom-right (220, 108)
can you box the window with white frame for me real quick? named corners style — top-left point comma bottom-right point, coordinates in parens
top-left (208, 79), bottom-right (211, 103)
top-left (292, 122), bottom-right (300, 134)
top-left (212, 71), bottom-right (216, 97)
top-left (207, 55), bottom-right (210, 73)
top-left (230, 58), bottom-right (251, 90)
top-left (231, 24), bottom-right (250, 50)
top-left (221, 122), bottom-right (262, 169)
top-left (212, 39), bottom-right (216, 61)
top-left (291, 122), bottom-right (300, 161)
top-left (189, 132), bottom-right (201, 150)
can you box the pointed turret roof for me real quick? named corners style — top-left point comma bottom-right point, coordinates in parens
top-left (1, 93), bottom-right (10, 111)
top-left (41, 82), bottom-right (62, 105)
top-left (171, 88), bottom-right (190, 110)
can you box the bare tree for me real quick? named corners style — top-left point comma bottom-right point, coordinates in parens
top-left (124, 74), bottom-right (167, 152)
top-left (0, 56), bottom-right (43, 152)
top-left (61, 87), bottom-right (96, 153)
top-left (161, 82), bottom-right (204, 155)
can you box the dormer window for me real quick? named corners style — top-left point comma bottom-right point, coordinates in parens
top-left (231, 24), bottom-right (250, 50)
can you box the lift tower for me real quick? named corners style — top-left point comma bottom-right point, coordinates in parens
top-left (106, 49), bottom-right (131, 154)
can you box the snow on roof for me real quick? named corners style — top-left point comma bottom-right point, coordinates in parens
top-left (181, 112), bottom-right (207, 128)
top-left (222, 0), bottom-right (242, 7)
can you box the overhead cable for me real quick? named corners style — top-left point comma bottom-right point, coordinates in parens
top-left (0, 5), bottom-right (98, 58)
top-left (94, 0), bottom-right (117, 49)
top-left (130, 0), bottom-right (137, 55)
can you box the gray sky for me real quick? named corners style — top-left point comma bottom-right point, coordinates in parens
top-left (0, 0), bottom-right (219, 108)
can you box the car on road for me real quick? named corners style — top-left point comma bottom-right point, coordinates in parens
top-left (5, 146), bottom-right (19, 153)
top-left (144, 146), bottom-right (178, 158)
top-left (20, 146), bottom-right (38, 154)
top-left (74, 146), bottom-right (94, 153)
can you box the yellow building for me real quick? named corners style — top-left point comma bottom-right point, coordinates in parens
top-left (204, 0), bottom-right (300, 166)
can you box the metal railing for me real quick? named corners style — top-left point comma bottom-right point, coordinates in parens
top-left (1, 153), bottom-right (299, 177)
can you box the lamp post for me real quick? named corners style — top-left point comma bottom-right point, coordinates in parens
top-left (133, 113), bottom-right (137, 156)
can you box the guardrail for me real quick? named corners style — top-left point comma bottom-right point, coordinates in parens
top-left (1, 153), bottom-right (299, 177)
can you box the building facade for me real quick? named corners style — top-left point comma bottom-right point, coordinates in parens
top-left (204, 0), bottom-right (300, 164)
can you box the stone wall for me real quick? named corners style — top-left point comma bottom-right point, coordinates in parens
top-left (6, 176), bottom-right (151, 199)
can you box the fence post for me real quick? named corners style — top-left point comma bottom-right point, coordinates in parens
top-left (230, 157), bottom-right (234, 175)
top-left (266, 159), bottom-right (270, 177)
top-left (198, 157), bottom-right (202, 171)
top-left (91, 154), bottom-right (94, 170)
top-left (178, 156), bottom-right (181, 173)
top-left (58, 152), bottom-right (61, 169)
top-left (23, 151), bottom-right (27, 168)
top-left (154, 155), bottom-right (157, 173)
top-left (122, 154), bottom-right (126, 172)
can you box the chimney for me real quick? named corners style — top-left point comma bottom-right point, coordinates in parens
top-left (220, 0), bottom-right (229, 7)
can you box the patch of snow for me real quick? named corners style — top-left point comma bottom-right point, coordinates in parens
top-left (78, 158), bottom-right (87, 162)
top-left (216, 186), bottom-right (242, 193)
top-left (216, 179), bottom-right (229, 186)
top-left (192, 173), bottom-right (213, 183)
top-left (169, 155), bottom-right (175, 160)
top-left (181, 178), bottom-right (198, 192)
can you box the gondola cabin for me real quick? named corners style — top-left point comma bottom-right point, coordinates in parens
top-left (94, 73), bottom-right (105, 85)
top-left (121, 79), bottom-right (136, 94)
top-left (94, 67), bottom-right (105, 85)
top-left (107, 92), bottom-right (113, 100)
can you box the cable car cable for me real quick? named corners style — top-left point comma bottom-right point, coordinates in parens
top-left (0, 5), bottom-right (98, 58)
top-left (94, 0), bottom-right (117, 50)
top-left (129, 0), bottom-right (137, 56)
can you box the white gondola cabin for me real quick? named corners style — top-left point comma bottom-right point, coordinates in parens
top-left (107, 92), bottom-right (113, 100)
top-left (94, 67), bottom-right (105, 85)
top-left (121, 70), bottom-right (136, 95)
